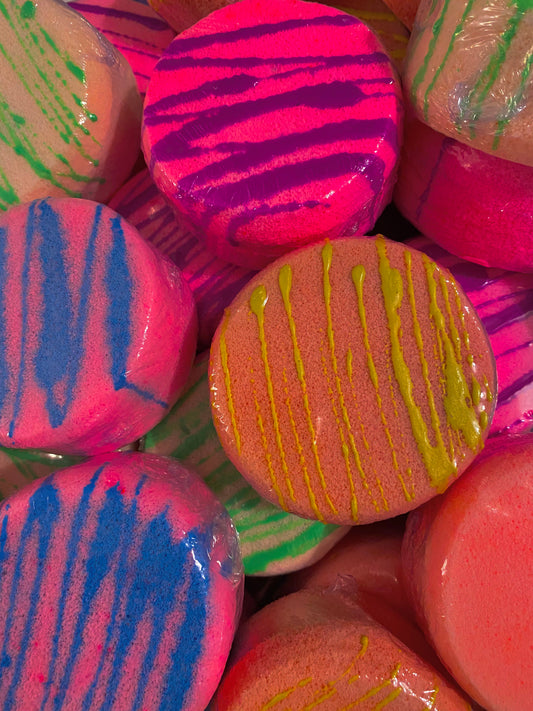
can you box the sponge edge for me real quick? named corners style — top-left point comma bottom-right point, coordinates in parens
top-left (0, 451), bottom-right (243, 711)
top-left (402, 434), bottom-right (533, 711)
top-left (210, 235), bottom-right (497, 526)
top-left (143, 0), bottom-right (403, 270)
top-left (0, 198), bottom-right (198, 455)
top-left (213, 589), bottom-right (473, 710)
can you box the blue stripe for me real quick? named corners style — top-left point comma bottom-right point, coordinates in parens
top-left (106, 215), bottom-right (167, 408)
top-left (2, 479), bottom-right (61, 711)
top-left (52, 483), bottom-right (126, 711)
top-left (64, 203), bottom-right (103, 416)
top-left (102, 509), bottom-right (190, 710)
top-left (39, 464), bottom-right (105, 711)
top-left (9, 201), bottom-right (37, 440)
top-left (0, 228), bottom-right (9, 415)
top-left (159, 527), bottom-right (211, 711)
top-left (34, 200), bottom-right (74, 428)
top-left (81, 476), bottom-right (146, 711)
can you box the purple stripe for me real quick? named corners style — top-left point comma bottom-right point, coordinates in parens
top-left (149, 81), bottom-right (387, 156)
top-left (146, 74), bottom-right (261, 115)
top-left (415, 136), bottom-right (453, 222)
top-left (499, 370), bottom-right (533, 405)
top-left (155, 51), bottom-right (388, 74)
top-left (227, 199), bottom-right (325, 246)
top-left (482, 290), bottom-right (533, 334)
top-left (191, 152), bottom-right (384, 215)
top-left (165, 14), bottom-right (360, 55)
top-left (498, 339), bottom-right (533, 359)
top-left (177, 117), bottom-right (398, 193)
top-left (69, 2), bottom-right (170, 31)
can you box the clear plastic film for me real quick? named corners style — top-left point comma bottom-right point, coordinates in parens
top-left (403, 0), bottom-right (533, 167)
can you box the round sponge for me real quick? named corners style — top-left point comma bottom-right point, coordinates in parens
top-left (0, 197), bottom-right (197, 455)
top-left (0, 451), bottom-right (243, 711)
top-left (210, 235), bottom-right (497, 525)
top-left (143, 0), bottom-right (403, 269)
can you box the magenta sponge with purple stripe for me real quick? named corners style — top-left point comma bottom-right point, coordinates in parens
top-left (0, 452), bottom-right (243, 711)
top-left (0, 198), bottom-right (197, 455)
top-left (142, 0), bottom-right (403, 269)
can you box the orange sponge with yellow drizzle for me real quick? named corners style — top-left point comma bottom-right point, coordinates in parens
top-left (209, 236), bottom-right (496, 525)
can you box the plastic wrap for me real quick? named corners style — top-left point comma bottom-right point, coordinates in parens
top-left (0, 451), bottom-right (243, 711)
top-left (394, 110), bottom-right (533, 273)
top-left (0, 0), bottom-right (142, 210)
top-left (403, 434), bottom-right (533, 711)
top-left (213, 588), bottom-right (474, 710)
top-left (0, 198), bottom-right (197, 455)
top-left (403, 0), bottom-right (533, 166)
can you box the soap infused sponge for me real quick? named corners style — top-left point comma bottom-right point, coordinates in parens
top-left (0, 198), bottom-right (197, 455)
top-left (0, 452), bottom-right (243, 711)
top-left (143, 0), bottom-right (403, 269)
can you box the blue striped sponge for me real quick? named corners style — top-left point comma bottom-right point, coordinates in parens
top-left (0, 451), bottom-right (243, 710)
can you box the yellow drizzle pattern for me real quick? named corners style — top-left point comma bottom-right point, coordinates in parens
top-left (251, 285), bottom-right (295, 503)
top-left (251, 367), bottom-right (287, 510)
top-left (260, 678), bottom-right (313, 710)
top-left (352, 264), bottom-right (411, 503)
top-left (378, 239), bottom-right (486, 491)
top-left (281, 367), bottom-right (322, 521)
top-left (219, 309), bottom-right (241, 454)
top-left (237, 237), bottom-right (491, 522)
top-left (322, 242), bottom-right (378, 520)
top-left (279, 265), bottom-right (336, 518)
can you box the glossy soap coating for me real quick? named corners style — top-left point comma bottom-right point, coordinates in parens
top-left (144, 353), bottom-right (348, 575)
top-left (403, 0), bottom-right (533, 166)
top-left (210, 236), bottom-right (496, 526)
top-left (109, 169), bottom-right (255, 349)
top-left (213, 589), bottom-right (474, 710)
top-left (0, 198), bottom-right (197, 455)
top-left (0, 452), bottom-right (243, 711)
top-left (394, 113), bottom-right (533, 272)
top-left (410, 236), bottom-right (533, 436)
top-left (403, 434), bottom-right (533, 711)
top-left (143, 0), bottom-right (403, 270)
top-left (324, 0), bottom-right (410, 71)
top-left (0, 0), bottom-right (142, 209)
top-left (68, 0), bottom-right (175, 97)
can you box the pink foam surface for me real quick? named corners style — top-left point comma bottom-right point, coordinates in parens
top-left (0, 452), bottom-right (243, 711)
top-left (142, 0), bottom-right (403, 269)
top-left (0, 198), bottom-right (197, 455)
top-left (395, 113), bottom-right (533, 273)
top-left (403, 434), bottom-right (533, 711)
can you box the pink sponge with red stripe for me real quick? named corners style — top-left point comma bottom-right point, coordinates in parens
top-left (142, 0), bottom-right (403, 269)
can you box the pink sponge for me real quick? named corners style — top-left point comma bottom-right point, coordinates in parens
top-left (214, 588), bottom-right (473, 710)
top-left (142, 0), bottom-right (403, 269)
top-left (394, 112), bottom-right (533, 272)
top-left (403, 434), bottom-right (533, 711)
top-left (0, 451), bottom-right (243, 711)
top-left (0, 198), bottom-right (197, 455)
top-left (68, 0), bottom-right (176, 97)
